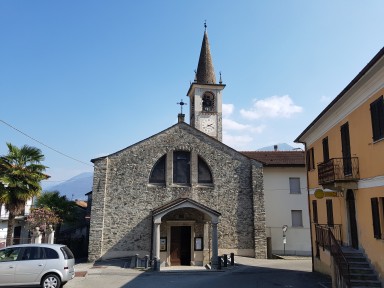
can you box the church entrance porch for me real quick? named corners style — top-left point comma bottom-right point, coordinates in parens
top-left (170, 226), bottom-right (191, 266)
top-left (152, 198), bottom-right (221, 269)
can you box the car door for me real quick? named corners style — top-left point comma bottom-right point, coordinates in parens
top-left (0, 246), bottom-right (22, 286)
top-left (14, 246), bottom-right (47, 285)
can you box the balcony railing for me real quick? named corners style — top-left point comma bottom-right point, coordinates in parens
top-left (330, 230), bottom-right (351, 287)
top-left (318, 157), bottom-right (359, 185)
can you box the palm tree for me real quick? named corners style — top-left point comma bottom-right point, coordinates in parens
top-left (0, 143), bottom-right (48, 246)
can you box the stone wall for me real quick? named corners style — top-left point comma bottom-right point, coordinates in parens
top-left (88, 123), bottom-right (266, 261)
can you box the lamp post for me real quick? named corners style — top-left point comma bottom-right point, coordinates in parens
top-left (282, 225), bottom-right (288, 256)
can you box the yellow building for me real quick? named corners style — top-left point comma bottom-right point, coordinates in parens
top-left (296, 47), bottom-right (384, 287)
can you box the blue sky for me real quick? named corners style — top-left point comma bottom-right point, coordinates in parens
top-left (1, 1), bottom-right (383, 186)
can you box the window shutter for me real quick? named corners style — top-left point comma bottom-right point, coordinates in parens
top-left (340, 123), bottom-right (352, 175)
top-left (322, 137), bottom-right (329, 162)
top-left (371, 198), bottom-right (381, 239)
top-left (370, 96), bottom-right (384, 141)
top-left (312, 200), bottom-right (318, 224)
top-left (289, 178), bottom-right (301, 194)
top-left (326, 199), bottom-right (334, 226)
top-left (291, 210), bottom-right (303, 227)
top-left (311, 148), bottom-right (315, 170)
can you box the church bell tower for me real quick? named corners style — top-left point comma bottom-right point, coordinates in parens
top-left (187, 24), bottom-right (225, 141)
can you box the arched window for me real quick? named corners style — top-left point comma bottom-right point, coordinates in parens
top-left (173, 151), bottom-right (190, 184)
top-left (198, 156), bottom-right (213, 184)
top-left (149, 155), bottom-right (166, 184)
top-left (202, 92), bottom-right (214, 112)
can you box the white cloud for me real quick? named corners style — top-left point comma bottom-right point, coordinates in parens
top-left (320, 95), bottom-right (332, 103)
top-left (223, 132), bottom-right (254, 150)
top-left (223, 118), bottom-right (265, 133)
top-left (240, 95), bottom-right (303, 120)
top-left (222, 103), bottom-right (234, 117)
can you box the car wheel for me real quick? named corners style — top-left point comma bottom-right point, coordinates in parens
top-left (41, 274), bottom-right (61, 288)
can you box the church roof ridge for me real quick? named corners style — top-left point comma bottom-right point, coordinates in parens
top-left (91, 122), bottom-right (262, 167)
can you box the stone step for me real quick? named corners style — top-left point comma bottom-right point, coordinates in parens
top-left (338, 247), bottom-right (382, 287)
top-left (350, 279), bottom-right (382, 287)
top-left (349, 273), bottom-right (380, 281)
top-left (344, 255), bottom-right (369, 262)
top-left (348, 267), bottom-right (377, 274)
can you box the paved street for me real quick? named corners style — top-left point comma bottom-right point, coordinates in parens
top-left (65, 256), bottom-right (332, 288)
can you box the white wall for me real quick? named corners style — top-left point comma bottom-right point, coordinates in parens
top-left (0, 198), bottom-right (34, 246)
top-left (263, 167), bottom-right (311, 256)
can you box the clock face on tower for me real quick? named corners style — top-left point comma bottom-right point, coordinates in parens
top-left (201, 116), bottom-right (216, 134)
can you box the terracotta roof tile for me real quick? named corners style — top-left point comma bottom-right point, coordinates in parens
top-left (241, 151), bottom-right (305, 167)
top-left (75, 200), bottom-right (88, 209)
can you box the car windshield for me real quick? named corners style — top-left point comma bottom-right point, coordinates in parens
top-left (60, 246), bottom-right (74, 259)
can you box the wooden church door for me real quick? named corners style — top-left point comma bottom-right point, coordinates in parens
top-left (170, 226), bottom-right (191, 266)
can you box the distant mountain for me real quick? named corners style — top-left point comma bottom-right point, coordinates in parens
top-left (44, 172), bottom-right (93, 201)
top-left (257, 143), bottom-right (297, 151)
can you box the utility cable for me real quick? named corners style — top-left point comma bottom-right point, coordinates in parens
top-left (0, 119), bottom-right (93, 167)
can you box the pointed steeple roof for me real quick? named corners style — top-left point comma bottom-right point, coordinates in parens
top-left (196, 28), bottom-right (216, 84)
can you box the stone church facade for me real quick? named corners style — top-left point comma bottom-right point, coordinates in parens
top-left (88, 27), bottom-right (267, 267)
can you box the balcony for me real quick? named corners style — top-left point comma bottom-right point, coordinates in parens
top-left (317, 157), bottom-right (359, 189)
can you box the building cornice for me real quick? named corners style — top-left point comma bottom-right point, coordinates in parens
top-left (295, 47), bottom-right (384, 146)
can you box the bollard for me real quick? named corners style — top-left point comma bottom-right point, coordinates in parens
top-left (223, 254), bottom-right (228, 267)
top-left (153, 258), bottom-right (157, 271)
top-left (144, 255), bottom-right (149, 269)
top-left (267, 237), bottom-right (272, 259)
top-left (230, 253), bottom-right (235, 266)
top-left (135, 254), bottom-right (139, 268)
top-left (218, 256), bottom-right (222, 270)
top-left (153, 256), bottom-right (160, 271)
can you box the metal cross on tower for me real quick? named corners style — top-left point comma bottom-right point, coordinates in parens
top-left (177, 99), bottom-right (187, 114)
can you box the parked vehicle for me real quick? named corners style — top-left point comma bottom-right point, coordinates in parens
top-left (0, 243), bottom-right (75, 288)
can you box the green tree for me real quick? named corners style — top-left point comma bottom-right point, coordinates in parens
top-left (0, 143), bottom-right (48, 245)
top-left (35, 191), bottom-right (77, 234)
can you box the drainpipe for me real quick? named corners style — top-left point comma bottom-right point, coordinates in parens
top-left (303, 141), bottom-right (315, 272)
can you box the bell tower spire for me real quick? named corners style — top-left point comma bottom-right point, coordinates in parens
top-left (195, 22), bottom-right (216, 84)
top-left (187, 23), bottom-right (226, 141)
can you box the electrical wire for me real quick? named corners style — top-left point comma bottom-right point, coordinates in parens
top-left (0, 119), bottom-right (93, 167)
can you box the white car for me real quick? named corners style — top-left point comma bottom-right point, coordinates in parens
top-left (0, 243), bottom-right (75, 288)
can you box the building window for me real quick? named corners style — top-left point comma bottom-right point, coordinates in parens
top-left (340, 122), bottom-right (352, 176)
top-left (370, 95), bottom-right (384, 141)
top-left (326, 199), bottom-right (334, 226)
top-left (291, 210), bottom-right (303, 227)
top-left (312, 200), bottom-right (318, 224)
top-left (149, 155), bottom-right (166, 184)
top-left (322, 137), bottom-right (329, 162)
top-left (202, 92), bottom-right (214, 112)
top-left (371, 197), bottom-right (384, 239)
top-left (198, 156), bottom-right (213, 184)
top-left (173, 151), bottom-right (191, 184)
top-left (289, 177), bottom-right (301, 194)
top-left (149, 152), bottom-right (213, 186)
top-left (306, 148), bottom-right (315, 171)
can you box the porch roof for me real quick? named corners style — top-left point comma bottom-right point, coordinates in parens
top-left (152, 198), bottom-right (221, 223)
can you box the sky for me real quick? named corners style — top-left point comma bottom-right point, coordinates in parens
top-left (1, 1), bottom-right (383, 187)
